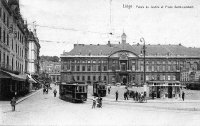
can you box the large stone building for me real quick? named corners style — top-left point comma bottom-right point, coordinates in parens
top-left (0, 0), bottom-right (40, 100)
top-left (60, 33), bottom-right (200, 87)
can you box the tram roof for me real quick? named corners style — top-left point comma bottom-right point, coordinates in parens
top-left (61, 82), bottom-right (88, 86)
top-left (147, 81), bottom-right (181, 84)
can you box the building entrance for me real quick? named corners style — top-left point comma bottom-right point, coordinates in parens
top-left (119, 75), bottom-right (128, 85)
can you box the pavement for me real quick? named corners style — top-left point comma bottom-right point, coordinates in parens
top-left (87, 85), bottom-right (200, 111)
top-left (1, 84), bottom-right (200, 126)
top-left (2, 84), bottom-right (200, 112)
top-left (16, 89), bottom-right (43, 104)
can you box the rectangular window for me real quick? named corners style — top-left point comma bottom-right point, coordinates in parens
top-left (71, 66), bottom-right (75, 71)
top-left (163, 66), bottom-right (165, 71)
top-left (146, 65), bottom-right (149, 72)
top-left (168, 66), bottom-right (170, 71)
top-left (168, 75), bottom-right (170, 80)
top-left (76, 65), bottom-right (80, 71)
top-left (163, 75), bottom-right (166, 80)
top-left (3, 12), bottom-right (5, 23)
top-left (77, 76), bottom-right (79, 81)
top-left (104, 76), bottom-right (106, 81)
top-left (7, 16), bottom-right (9, 27)
top-left (92, 65), bottom-right (96, 71)
top-left (87, 66), bottom-right (91, 71)
top-left (87, 76), bottom-right (90, 81)
top-left (82, 76), bottom-right (85, 81)
top-left (93, 76), bottom-right (96, 81)
top-left (140, 66), bottom-right (144, 71)
top-left (12, 39), bottom-right (13, 50)
top-left (98, 65), bottom-right (101, 71)
top-left (157, 66), bottom-right (159, 72)
top-left (7, 34), bottom-right (9, 45)
top-left (173, 75), bottom-right (176, 80)
top-left (82, 66), bottom-right (85, 71)
top-left (132, 65), bottom-right (135, 71)
top-left (103, 66), bottom-right (107, 71)
top-left (7, 55), bottom-right (9, 66)
top-left (3, 30), bottom-right (5, 43)
top-left (152, 66), bottom-right (154, 71)
top-left (3, 53), bottom-right (5, 65)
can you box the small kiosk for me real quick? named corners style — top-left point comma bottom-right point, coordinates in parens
top-left (147, 81), bottom-right (181, 99)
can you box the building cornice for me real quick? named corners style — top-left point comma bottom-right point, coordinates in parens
top-left (60, 55), bottom-right (200, 59)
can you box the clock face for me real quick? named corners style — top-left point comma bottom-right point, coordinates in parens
top-left (122, 37), bottom-right (126, 40)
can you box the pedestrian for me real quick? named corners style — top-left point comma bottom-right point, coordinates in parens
top-left (132, 91), bottom-right (135, 101)
top-left (126, 90), bottom-right (129, 100)
top-left (53, 89), bottom-right (57, 97)
top-left (124, 91), bottom-right (126, 100)
top-left (10, 97), bottom-right (16, 111)
top-left (92, 96), bottom-right (96, 109)
top-left (152, 91), bottom-right (154, 99)
top-left (135, 91), bottom-right (138, 101)
top-left (46, 88), bottom-right (48, 94)
top-left (108, 87), bottom-right (110, 94)
top-left (182, 91), bottom-right (185, 101)
top-left (97, 96), bottom-right (102, 108)
top-left (115, 91), bottom-right (119, 101)
top-left (43, 88), bottom-right (46, 94)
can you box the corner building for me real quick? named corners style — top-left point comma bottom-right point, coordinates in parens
top-left (0, 0), bottom-right (38, 100)
top-left (60, 33), bottom-right (200, 86)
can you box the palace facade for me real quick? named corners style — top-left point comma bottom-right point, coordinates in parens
top-left (60, 33), bottom-right (200, 86)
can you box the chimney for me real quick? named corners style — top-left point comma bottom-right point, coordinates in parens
top-left (74, 44), bottom-right (77, 47)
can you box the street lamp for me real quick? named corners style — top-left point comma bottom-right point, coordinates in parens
top-left (140, 37), bottom-right (146, 86)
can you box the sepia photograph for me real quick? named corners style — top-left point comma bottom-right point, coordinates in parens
top-left (0, 0), bottom-right (200, 125)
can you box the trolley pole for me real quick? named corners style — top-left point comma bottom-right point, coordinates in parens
top-left (140, 38), bottom-right (146, 86)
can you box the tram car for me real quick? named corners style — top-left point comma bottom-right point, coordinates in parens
top-left (59, 81), bottom-right (88, 103)
top-left (93, 81), bottom-right (107, 97)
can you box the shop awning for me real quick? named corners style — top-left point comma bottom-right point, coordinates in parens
top-left (0, 70), bottom-right (27, 81)
top-left (27, 75), bottom-right (37, 83)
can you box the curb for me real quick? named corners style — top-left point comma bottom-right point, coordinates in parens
top-left (16, 89), bottom-right (42, 104)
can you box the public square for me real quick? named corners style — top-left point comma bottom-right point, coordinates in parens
top-left (1, 84), bottom-right (200, 126)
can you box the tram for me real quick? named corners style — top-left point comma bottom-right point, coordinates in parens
top-left (59, 81), bottom-right (88, 103)
top-left (93, 81), bottom-right (107, 97)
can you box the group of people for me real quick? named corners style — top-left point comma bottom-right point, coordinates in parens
top-left (43, 88), bottom-right (49, 94)
top-left (92, 96), bottom-right (103, 109)
top-left (130, 91), bottom-right (147, 102)
top-left (119, 89), bottom-right (147, 102)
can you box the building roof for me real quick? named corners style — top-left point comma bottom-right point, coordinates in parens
top-left (62, 43), bottom-right (200, 57)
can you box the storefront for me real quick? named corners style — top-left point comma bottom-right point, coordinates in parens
top-left (0, 70), bottom-right (29, 100)
top-left (147, 81), bottom-right (181, 99)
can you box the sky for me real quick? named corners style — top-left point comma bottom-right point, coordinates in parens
top-left (20, 0), bottom-right (200, 56)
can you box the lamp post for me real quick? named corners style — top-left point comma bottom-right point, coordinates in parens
top-left (140, 38), bottom-right (146, 86)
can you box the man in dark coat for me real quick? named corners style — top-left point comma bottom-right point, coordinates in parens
top-left (108, 87), bottom-right (110, 94)
top-left (53, 89), bottom-right (57, 97)
top-left (115, 91), bottom-right (119, 101)
top-left (10, 97), bottom-right (16, 111)
top-left (182, 91), bottom-right (185, 101)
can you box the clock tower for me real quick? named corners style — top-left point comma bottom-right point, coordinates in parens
top-left (121, 32), bottom-right (127, 44)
